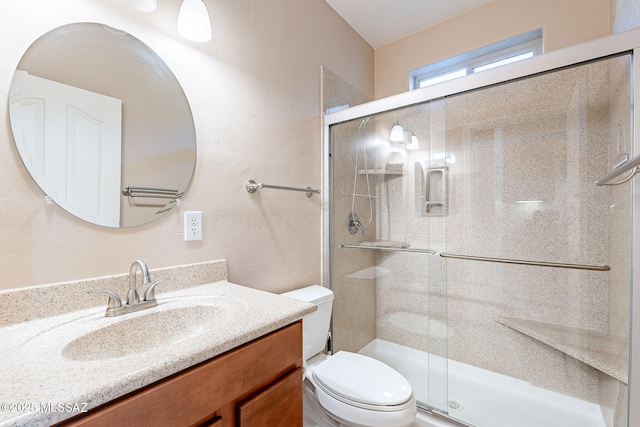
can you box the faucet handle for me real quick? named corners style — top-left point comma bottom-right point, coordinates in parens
top-left (143, 279), bottom-right (165, 302)
top-left (88, 290), bottom-right (123, 309)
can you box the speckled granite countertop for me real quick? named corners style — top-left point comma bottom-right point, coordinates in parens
top-left (0, 260), bottom-right (315, 427)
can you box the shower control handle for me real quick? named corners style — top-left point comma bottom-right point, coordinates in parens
top-left (348, 213), bottom-right (363, 234)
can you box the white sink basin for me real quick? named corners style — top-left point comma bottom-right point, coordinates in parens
top-left (64, 304), bottom-right (225, 360)
top-left (23, 294), bottom-right (248, 362)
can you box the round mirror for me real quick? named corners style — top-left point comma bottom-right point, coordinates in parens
top-left (9, 23), bottom-right (196, 228)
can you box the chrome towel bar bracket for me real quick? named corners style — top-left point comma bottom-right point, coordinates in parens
top-left (245, 179), bottom-right (320, 198)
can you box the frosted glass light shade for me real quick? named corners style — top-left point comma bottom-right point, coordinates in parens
top-left (390, 124), bottom-right (405, 142)
top-left (407, 135), bottom-right (419, 150)
top-left (177, 0), bottom-right (212, 42)
top-left (118, 0), bottom-right (157, 12)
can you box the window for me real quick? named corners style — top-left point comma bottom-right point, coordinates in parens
top-left (409, 30), bottom-right (543, 90)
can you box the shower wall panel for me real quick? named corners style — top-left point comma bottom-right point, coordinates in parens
top-left (323, 66), bottom-right (377, 352)
top-left (330, 140), bottom-right (378, 353)
top-left (443, 55), bottom-right (630, 409)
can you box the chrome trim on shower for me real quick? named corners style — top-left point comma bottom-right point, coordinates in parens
top-left (324, 33), bottom-right (640, 127)
top-left (416, 404), bottom-right (473, 427)
top-left (440, 253), bottom-right (610, 271)
top-left (596, 153), bottom-right (640, 186)
top-left (339, 244), bottom-right (436, 254)
top-left (628, 46), bottom-right (640, 426)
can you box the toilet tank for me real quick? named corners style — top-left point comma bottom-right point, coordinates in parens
top-left (281, 285), bottom-right (333, 360)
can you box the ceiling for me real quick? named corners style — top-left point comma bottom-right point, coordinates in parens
top-left (324, 0), bottom-right (495, 49)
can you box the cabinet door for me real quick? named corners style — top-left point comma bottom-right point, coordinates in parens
top-left (237, 367), bottom-right (303, 427)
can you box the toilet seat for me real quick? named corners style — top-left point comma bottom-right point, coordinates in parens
top-left (310, 351), bottom-right (413, 409)
top-left (307, 351), bottom-right (416, 427)
top-left (280, 286), bottom-right (416, 427)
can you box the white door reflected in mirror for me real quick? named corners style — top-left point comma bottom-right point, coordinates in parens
top-left (11, 71), bottom-right (123, 227)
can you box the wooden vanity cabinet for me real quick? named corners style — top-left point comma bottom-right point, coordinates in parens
top-left (56, 321), bottom-right (303, 427)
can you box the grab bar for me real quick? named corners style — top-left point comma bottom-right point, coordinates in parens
top-left (440, 253), bottom-right (610, 271)
top-left (339, 244), bottom-right (436, 254)
top-left (123, 186), bottom-right (183, 200)
top-left (245, 179), bottom-right (320, 198)
top-left (596, 153), bottom-right (640, 186)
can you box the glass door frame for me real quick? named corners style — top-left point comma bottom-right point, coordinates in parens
top-left (323, 27), bottom-right (640, 426)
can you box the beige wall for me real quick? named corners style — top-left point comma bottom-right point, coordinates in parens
top-left (0, 0), bottom-right (373, 292)
top-left (374, 0), bottom-right (611, 98)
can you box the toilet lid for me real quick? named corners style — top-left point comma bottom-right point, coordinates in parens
top-left (311, 351), bottom-right (412, 407)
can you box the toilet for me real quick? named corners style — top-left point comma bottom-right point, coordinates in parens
top-left (282, 285), bottom-right (416, 427)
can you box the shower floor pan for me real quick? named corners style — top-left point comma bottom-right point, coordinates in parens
top-left (358, 339), bottom-right (606, 427)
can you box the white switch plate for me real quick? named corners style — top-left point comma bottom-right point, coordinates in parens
top-left (184, 211), bottom-right (202, 241)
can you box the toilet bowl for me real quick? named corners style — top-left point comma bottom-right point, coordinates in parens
top-left (282, 286), bottom-right (416, 427)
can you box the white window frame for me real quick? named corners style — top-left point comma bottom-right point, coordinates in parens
top-left (409, 29), bottom-right (543, 90)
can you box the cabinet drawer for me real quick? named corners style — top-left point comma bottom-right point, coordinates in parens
top-left (57, 321), bottom-right (302, 427)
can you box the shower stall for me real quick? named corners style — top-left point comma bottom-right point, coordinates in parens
top-left (323, 30), bottom-right (640, 427)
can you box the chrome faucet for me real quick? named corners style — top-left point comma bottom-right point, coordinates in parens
top-left (89, 260), bottom-right (164, 317)
top-left (128, 259), bottom-right (150, 305)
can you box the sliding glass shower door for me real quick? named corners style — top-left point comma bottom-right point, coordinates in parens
top-left (439, 53), bottom-right (632, 427)
top-left (328, 100), bottom-right (450, 413)
top-left (328, 51), bottom-right (632, 427)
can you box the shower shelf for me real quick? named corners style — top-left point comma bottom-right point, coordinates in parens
top-left (496, 317), bottom-right (628, 383)
top-left (339, 243), bottom-right (435, 254)
top-left (358, 169), bottom-right (406, 175)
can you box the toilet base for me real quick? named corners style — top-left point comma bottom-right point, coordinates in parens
top-left (304, 380), bottom-right (341, 427)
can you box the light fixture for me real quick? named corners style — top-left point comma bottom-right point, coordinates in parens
top-left (177, 0), bottom-right (212, 43)
top-left (390, 124), bottom-right (405, 142)
top-left (118, 0), bottom-right (157, 12)
top-left (406, 134), bottom-right (419, 150)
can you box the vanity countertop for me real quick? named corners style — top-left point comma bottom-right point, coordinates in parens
top-left (0, 280), bottom-right (315, 427)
